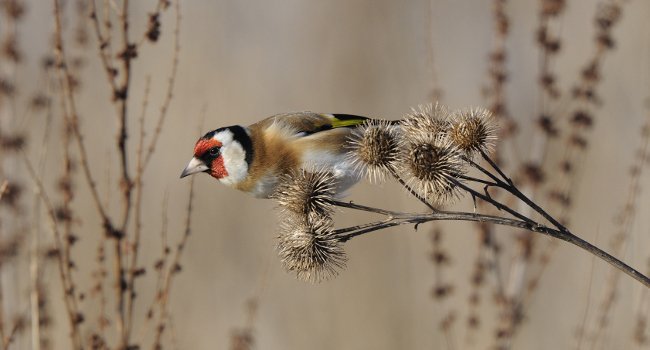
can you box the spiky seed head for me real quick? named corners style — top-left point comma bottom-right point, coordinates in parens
top-left (277, 215), bottom-right (347, 283)
top-left (401, 103), bottom-right (451, 141)
top-left (273, 169), bottom-right (336, 222)
top-left (347, 120), bottom-right (400, 182)
top-left (448, 108), bottom-right (497, 156)
top-left (398, 136), bottom-right (465, 204)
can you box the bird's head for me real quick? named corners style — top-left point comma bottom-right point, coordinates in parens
top-left (180, 126), bottom-right (253, 186)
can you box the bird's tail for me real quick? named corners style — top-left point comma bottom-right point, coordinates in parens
top-left (330, 113), bottom-right (401, 127)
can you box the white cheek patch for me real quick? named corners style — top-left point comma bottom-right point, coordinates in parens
top-left (214, 128), bottom-right (233, 144)
top-left (213, 129), bottom-right (249, 186)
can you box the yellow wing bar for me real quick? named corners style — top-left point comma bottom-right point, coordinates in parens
top-left (322, 114), bottom-right (369, 129)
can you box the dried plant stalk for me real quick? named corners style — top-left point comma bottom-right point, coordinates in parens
top-left (271, 104), bottom-right (650, 289)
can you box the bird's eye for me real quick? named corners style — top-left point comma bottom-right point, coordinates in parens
top-left (209, 147), bottom-right (220, 156)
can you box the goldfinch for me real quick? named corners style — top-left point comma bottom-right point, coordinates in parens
top-left (180, 112), bottom-right (370, 198)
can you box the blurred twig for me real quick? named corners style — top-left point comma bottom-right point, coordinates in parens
top-left (143, 0), bottom-right (180, 169)
top-left (152, 175), bottom-right (195, 349)
top-left (22, 154), bottom-right (83, 349)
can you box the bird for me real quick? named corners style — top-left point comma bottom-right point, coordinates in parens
top-left (180, 112), bottom-right (371, 198)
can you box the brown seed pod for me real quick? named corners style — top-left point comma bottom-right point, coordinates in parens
top-left (347, 119), bottom-right (400, 182)
top-left (277, 215), bottom-right (346, 283)
top-left (400, 103), bottom-right (451, 141)
top-left (272, 169), bottom-right (336, 223)
top-left (448, 108), bottom-right (497, 156)
top-left (398, 136), bottom-right (465, 204)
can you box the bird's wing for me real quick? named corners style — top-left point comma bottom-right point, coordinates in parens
top-left (254, 112), bottom-right (369, 137)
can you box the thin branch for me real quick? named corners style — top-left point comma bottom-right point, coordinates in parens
top-left (332, 218), bottom-right (395, 236)
top-left (153, 173), bottom-right (195, 349)
top-left (117, 0), bottom-right (133, 230)
top-left (463, 155), bottom-right (504, 185)
top-left (53, 0), bottom-right (110, 224)
top-left (337, 208), bottom-right (650, 288)
top-left (114, 1), bottom-right (133, 345)
top-left (467, 154), bottom-right (570, 233)
top-left (22, 154), bottom-right (83, 350)
top-left (388, 167), bottom-right (437, 211)
top-left (3, 321), bottom-right (21, 350)
top-left (456, 174), bottom-right (499, 187)
top-left (143, 0), bottom-right (181, 168)
top-left (0, 183), bottom-right (11, 347)
top-left (331, 200), bottom-right (400, 216)
top-left (29, 82), bottom-right (54, 350)
top-left (478, 152), bottom-right (570, 232)
top-left (450, 178), bottom-right (535, 224)
top-left (480, 149), bottom-right (512, 184)
top-left (124, 76), bottom-right (151, 343)
top-left (89, 0), bottom-right (119, 93)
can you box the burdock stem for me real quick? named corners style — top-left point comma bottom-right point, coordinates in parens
top-left (472, 150), bottom-right (570, 233)
top-left (334, 149), bottom-right (650, 288)
top-left (387, 168), bottom-right (437, 212)
top-left (332, 202), bottom-right (650, 288)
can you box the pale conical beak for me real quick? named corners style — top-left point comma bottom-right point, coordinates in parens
top-left (180, 157), bottom-right (209, 178)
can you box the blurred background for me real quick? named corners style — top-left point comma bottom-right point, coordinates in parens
top-left (2, 0), bottom-right (650, 349)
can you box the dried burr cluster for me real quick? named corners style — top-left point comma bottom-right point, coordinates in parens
top-left (274, 170), bottom-right (346, 281)
top-left (273, 104), bottom-right (497, 282)
top-left (271, 104), bottom-right (650, 288)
